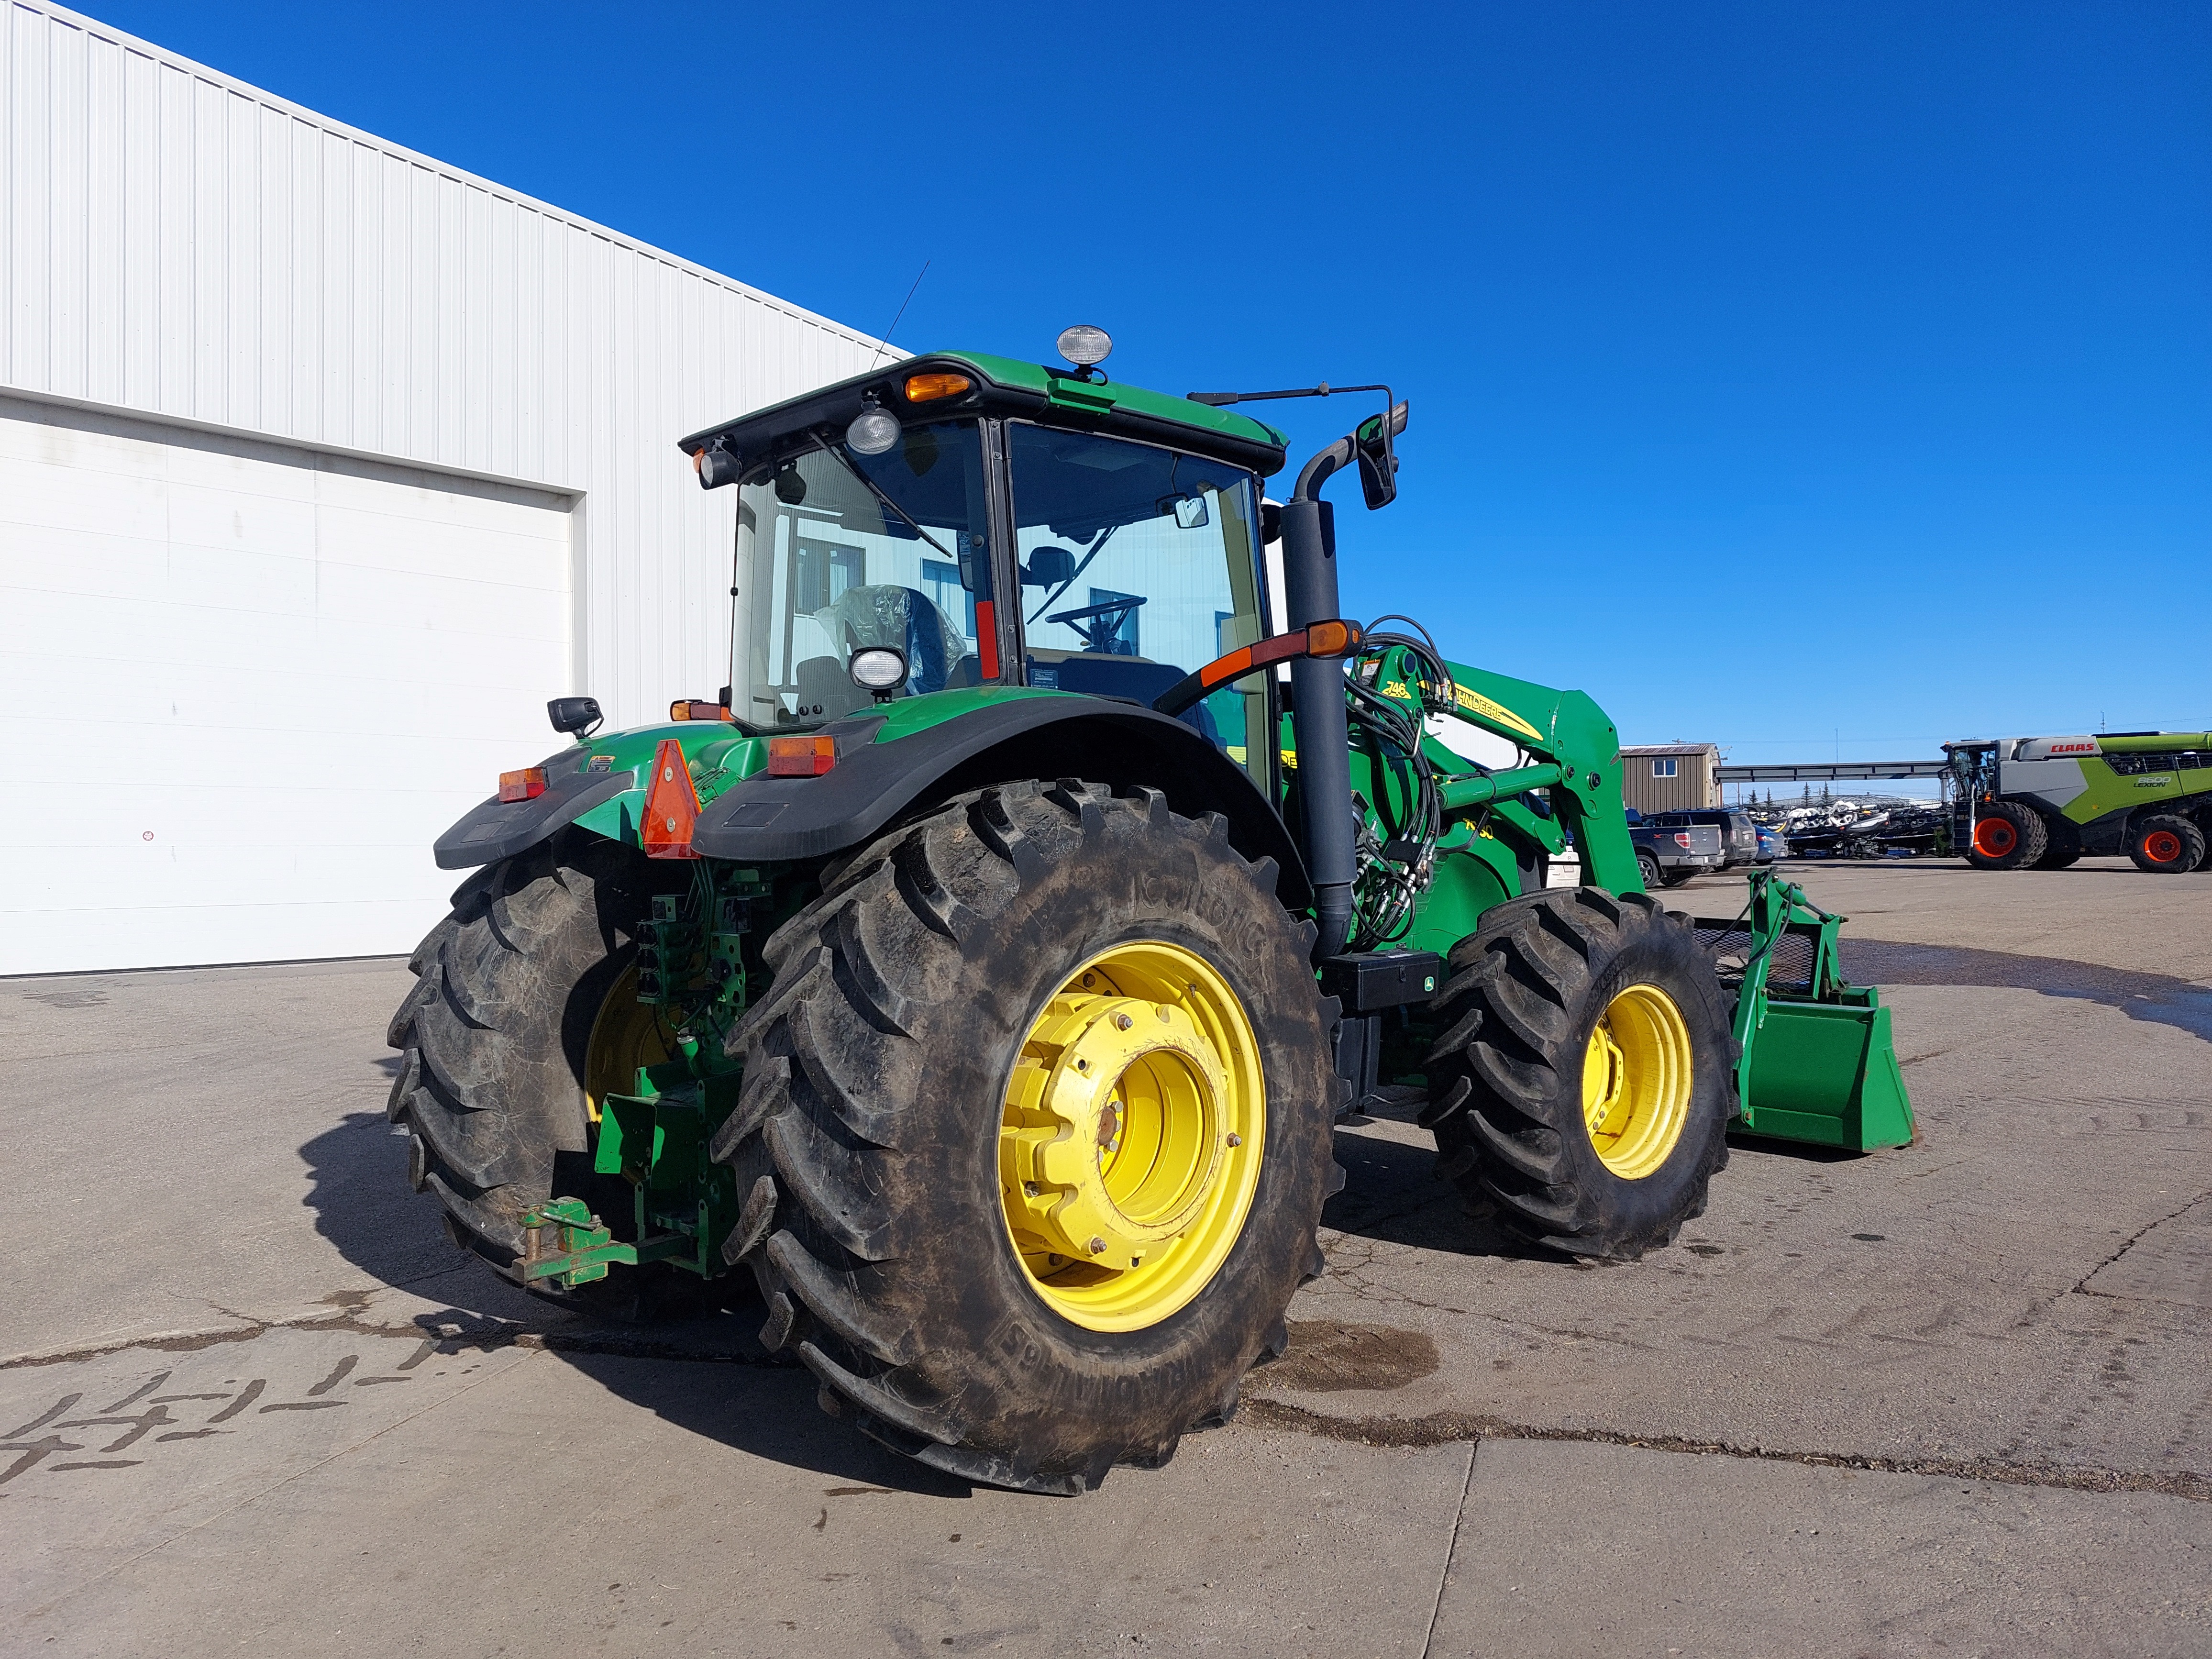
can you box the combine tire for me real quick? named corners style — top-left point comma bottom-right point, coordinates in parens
top-left (386, 835), bottom-right (704, 1319)
top-left (2034, 814), bottom-right (2085, 869)
top-left (1421, 888), bottom-right (1734, 1260)
top-left (714, 780), bottom-right (1339, 1494)
top-left (1965, 800), bottom-right (2046, 871)
top-left (2130, 815), bottom-right (2205, 874)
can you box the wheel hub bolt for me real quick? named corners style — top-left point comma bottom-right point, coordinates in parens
top-left (1088, 1236), bottom-right (1106, 1255)
top-left (1226, 1132), bottom-right (1243, 1147)
top-left (1114, 1012), bottom-right (1134, 1030)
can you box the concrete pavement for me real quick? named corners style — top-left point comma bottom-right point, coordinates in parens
top-left (3, 858), bottom-right (2207, 1655)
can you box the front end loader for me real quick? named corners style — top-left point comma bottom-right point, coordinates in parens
top-left (387, 331), bottom-right (1912, 1493)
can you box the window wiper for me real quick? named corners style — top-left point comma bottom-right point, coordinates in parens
top-left (821, 442), bottom-right (957, 562)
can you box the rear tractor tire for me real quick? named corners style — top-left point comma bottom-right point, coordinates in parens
top-left (1965, 800), bottom-right (2046, 871)
top-left (386, 835), bottom-right (709, 1320)
top-left (1421, 887), bottom-right (1735, 1261)
top-left (2129, 814), bottom-right (2206, 874)
top-left (713, 779), bottom-right (1341, 1494)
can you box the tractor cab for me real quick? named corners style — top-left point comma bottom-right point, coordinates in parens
top-left (685, 345), bottom-right (1284, 782)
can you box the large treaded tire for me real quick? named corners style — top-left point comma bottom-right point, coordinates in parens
top-left (1965, 800), bottom-right (2046, 870)
top-left (711, 779), bottom-right (1340, 1495)
top-left (386, 834), bottom-right (699, 1318)
top-left (1419, 887), bottom-right (1735, 1261)
top-left (2129, 814), bottom-right (2206, 874)
top-left (2034, 813), bottom-right (2085, 869)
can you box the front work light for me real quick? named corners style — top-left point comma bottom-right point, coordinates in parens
top-left (849, 647), bottom-right (909, 694)
top-left (846, 399), bottom-right (901, 455)
top-left (767, 734), bottom-right (838, 777)
top-left (904, 372), bottom-right (972, 403)
top-left (1056, 324), bottom-right (1112, 369)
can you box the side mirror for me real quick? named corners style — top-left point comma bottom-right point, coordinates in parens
top-left (1022, 546), bottom-right (1078, 587)
top-left (1353, 400), bottom-right (1410, 510)
top-left (548, 696), bottom-right (602, 739)
top-left (1161, 493), bottom-right (1210, 530)
top-left (1260, 500), bottom-right (1282, 545)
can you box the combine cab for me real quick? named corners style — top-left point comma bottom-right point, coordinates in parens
top-left (387, 331), bottom-right (1913, 1493)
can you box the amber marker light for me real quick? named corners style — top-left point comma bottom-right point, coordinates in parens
top-left (498, 767), bottom-right (548, 803)
top-left (904, 372), bottom-right (973, 403)
top-left (767, 734), bottom-right (838, 777)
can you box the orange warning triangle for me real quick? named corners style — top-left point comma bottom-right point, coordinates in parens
top-left (641, 738), bottom-right (701, 860)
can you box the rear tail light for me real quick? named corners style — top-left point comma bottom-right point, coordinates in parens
top-left (767, 735), bottom-right (837, 777)
top-left (1673, 832), bottom-right (1692, 849)
top-left (499, 768), bottom-right (547, 803)
top-left (641, 739), bottom-right (701, 860)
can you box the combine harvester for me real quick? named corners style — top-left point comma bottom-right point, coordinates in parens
top-left (387, 332), bottom-right (1913, 1493)
top-left (1949, 734), bottom-right (2212, 873)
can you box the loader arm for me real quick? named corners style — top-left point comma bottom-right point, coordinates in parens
top-left (1373, 650), bottom-right (1644, 894)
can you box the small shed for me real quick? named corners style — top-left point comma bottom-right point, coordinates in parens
top-left (1622, 744), bottom-right (1722, 814)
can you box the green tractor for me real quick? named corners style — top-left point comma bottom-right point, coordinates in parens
top-left (387, 331), bottom-right (1913, 1493)
top-left (1947, 733), bottom-right (2212, 873)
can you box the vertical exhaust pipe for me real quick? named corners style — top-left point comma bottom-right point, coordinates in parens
top-left (1282, 441), bottom-right (1359, 960)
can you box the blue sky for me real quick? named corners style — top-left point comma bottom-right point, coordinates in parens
top-left (88, 1), bottom-right (2209, 776)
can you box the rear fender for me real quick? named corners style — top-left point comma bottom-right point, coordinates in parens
top-left (689, 696), bottom-right (1310, 907)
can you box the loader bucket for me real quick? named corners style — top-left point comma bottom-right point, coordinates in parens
top-left (1693, 872), bottom-right (1915, 1154)
top-left (1738, 990), bottom-right (1914, 1151)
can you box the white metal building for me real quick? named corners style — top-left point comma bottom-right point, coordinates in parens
top-left (0, 2), bottom-right (887, 974)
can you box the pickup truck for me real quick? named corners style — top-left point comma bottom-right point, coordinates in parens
top-left (1651, 807), bottom-right (1762, 868)
top-left (1624, 810), bottom-right (1725, 887)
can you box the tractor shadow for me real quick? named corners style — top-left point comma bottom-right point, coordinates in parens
top-left (1325, 1103), bottom-right (1559, 1262)
top-left (298, 1092), bottom-right (975, 1498)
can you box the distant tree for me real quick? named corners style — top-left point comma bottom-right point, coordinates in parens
top-left (1820, 784), bottom-right (1832, 805)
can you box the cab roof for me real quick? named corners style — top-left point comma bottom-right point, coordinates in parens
top-left (677, 350), bottom-right (1291, 480)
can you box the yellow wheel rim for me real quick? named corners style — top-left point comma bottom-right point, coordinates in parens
top-left (1580, 984), bottom-right (1693, 1180)
top-left (583, 963), bottom-right (678, 1123)
top-left (998, 941), bottom-right (1265, 1333)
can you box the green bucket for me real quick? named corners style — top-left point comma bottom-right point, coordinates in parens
top-left (1739, 988), bottom-right (1914, 1151)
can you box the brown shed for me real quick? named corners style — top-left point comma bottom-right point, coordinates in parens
top-left (1621, 743), bottom-right (1722, 814)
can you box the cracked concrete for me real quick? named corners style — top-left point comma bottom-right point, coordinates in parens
top-left (3, 857), bottom-right (2208, 1655)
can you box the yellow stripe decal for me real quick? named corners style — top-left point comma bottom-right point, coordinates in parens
top-left (1452, 682), bottom-right (1548, 744)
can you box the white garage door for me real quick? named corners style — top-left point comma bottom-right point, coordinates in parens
top-left (0, 398), bottom-right (575, 975)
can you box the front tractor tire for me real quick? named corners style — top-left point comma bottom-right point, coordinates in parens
top-left (1421, 888), bottom-right (1735, 1261)
top-left (386, 836), bottom-right (699, 1318)
top-left (1965, 800), bottom-right (2046, 870)
top-left (713, 780), bottom-right (1340, 1495)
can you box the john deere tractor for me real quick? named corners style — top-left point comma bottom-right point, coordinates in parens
top-left (388, 330), bottom-right (1912, 1493)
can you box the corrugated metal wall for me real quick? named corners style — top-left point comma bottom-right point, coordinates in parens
top-left (1, 0), bottom-right (888, 726)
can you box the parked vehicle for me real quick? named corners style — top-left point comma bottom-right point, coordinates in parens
top-left (1625, 810), bottom-right (1725, 887)
top-left (1947, 732), bottom-right (2212, 873)
top-left (387, 336), bottom-right (1912, 1494)
top-left (1653, 808), bottom-right (1760, 868)
top-left (1754, 823), bottom-right (1785, 864)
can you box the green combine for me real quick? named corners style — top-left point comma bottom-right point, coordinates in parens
top-left (1949, 733), bottom-right (2212, 872)
top-left (387, 331), bottom-right (1912, 1493)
